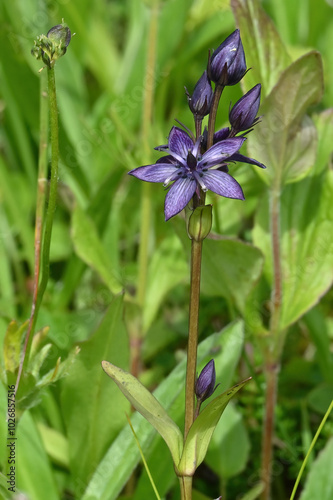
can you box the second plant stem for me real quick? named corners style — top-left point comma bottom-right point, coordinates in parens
top-left (261, 185), bottom-right (285, 500)
top-left (16, 66), bottom-right (59, 394)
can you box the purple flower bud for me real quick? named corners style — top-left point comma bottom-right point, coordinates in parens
top-left (186, 71), bottom-right (213, 119)
top-left (229, 84), bottom-right (261, 133)
top-left (209, 29), bottom-right (246, 86)
top-left (195, 360), bottom-right (218, 403)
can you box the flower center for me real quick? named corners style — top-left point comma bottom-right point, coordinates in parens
top-left (186, 150), bottom-right (197, 171)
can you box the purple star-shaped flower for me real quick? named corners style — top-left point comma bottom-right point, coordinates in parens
top-left (129, 126), bottom-right (247, 221)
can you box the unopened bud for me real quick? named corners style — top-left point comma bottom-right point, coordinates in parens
top-left (195, 360), bottom-right (218, 403)
top-left (31, 20), bottom-right (71, 68)
top-left (208, 29), bottom-right (246, 86)
top-left (229, 84), bottom-right (261, 133)
top-left (186, 71), bottom-right (213, 120)
top-left (187, 205), bottom-right (212, 242)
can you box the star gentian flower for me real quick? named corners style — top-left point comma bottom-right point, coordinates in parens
top-left (208, 29), bottom-right (246, 86)
top-left (129, 126), bottom-right (247, 221)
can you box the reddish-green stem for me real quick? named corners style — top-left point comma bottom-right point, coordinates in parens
top-left (261, 186), bottom-right (284, 500)
top-left (184, 239), bottom-right (203, 440)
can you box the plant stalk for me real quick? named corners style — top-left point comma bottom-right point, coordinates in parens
top-left (15, 66), bottom-right (59, 394)
top-left (179, 476), bottom-right (193, 500)
top-left (261, 186), bottom-right (283, 500)
top-left (184, 239), bottom-right (203, 440)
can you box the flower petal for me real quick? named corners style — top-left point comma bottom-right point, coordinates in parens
top-left (168, 126), bottom-right (194, 159)
top-left (156, 155), bottom-right (178, 165)
top-left (128, 163), bottom-right (178, 183)
top-left (213, 127), bottom-right (230, 143)
top-left (200, 137), bottom-right (245, 167)
top-left (202, 170), bottom-right (245, 200)
top-left (164, 177), bottom-right (197, 220)
top-left (229, 153), bottom-right (266, 169)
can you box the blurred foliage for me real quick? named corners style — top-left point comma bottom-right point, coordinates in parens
top-left (0, 0), bottom-right (332, 499)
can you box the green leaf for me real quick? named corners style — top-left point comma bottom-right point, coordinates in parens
top-left (102, 361), bottom-right (183, 465)
top-left (3, 320), bottom-right (28, 373)
top-left (238, 482), bottom-right (265, 500)
top-left (71, 204), bottom-right (123, 294)
top-left (134, 320), bottom-right (246, 500)
top-left (36, 346), bottom-right (80, 387)
top-left (37, 423), bottom-right (69, 468)
top-left (250, 51), bottom-right (324, 186)
top-left (177, 378), bottom-right (251, 476)
top-left (83, 320), bottom-right (244, 500)
top-left (304, 309), bottom-right (333, 385)
top-left (205, 404), bottom-right (250, 478)
top-left (307, 384), bottom-right (333, 415)
top-left (299, 438), bottom-right (333, 500)
top-left (201, 238), bottom-right (264, 313)
top-left (0, 471), bottom-right (13, 499)
top-left (61, 295), bottom-right (130, 491)
top-left (314, 110), bottom-right (333, 175)
top-left (231, 0), bottom-right (291, 97)
top-left (253, 165), bottom-right (333, 329)
top-left (16, 411), bottom-right (59, 500)
top-left (143, 236), bottom-right (188, 332)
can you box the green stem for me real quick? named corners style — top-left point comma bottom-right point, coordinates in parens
top-left (184, 239), bottom-right (203, 440)
top-left (36, 66), bottom-right (59, 311)
top-left (179, 476), bottom-right (193, 500)
top-left (15, 66), bottom-right (59, 394)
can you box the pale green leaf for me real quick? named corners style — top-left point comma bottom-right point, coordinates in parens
top-left (201, 238), bottom-right (264, 313)
top-left (177, 378), bottom-right (251, 476)
top-left (253, 166), bottom-right (333, 329)
top-left (102, 361), bottom-right (183, 465)
top-left (83, 321), bottom-right (244, 500)
top-left (16, 411), bottom-right (59, 500)
top-left (37, 423), bottom-right (69, 468)
top-left (205, 404), bottom-right (250, 478)
top-left (299, 438), bottom-right (333, 500)
top-left (61, 295), bottom-right (130, 491)
top-left (133, 320), bottom-right (245, 500)
top-left (143, 236), bottom-right (188, 332)
top-left (250, 51), bottom-right (323, 186)
top-left (238, 482), bottom-right (265, 500)
top-left (3, 320), bottom-right (28, 373)
top-left (71, 204), bottom-right (123, 294)
top-left (313, 110), bottom-right (333, 175)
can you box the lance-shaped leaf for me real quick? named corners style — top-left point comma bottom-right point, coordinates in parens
top-left (101, 361), bottom-right (183, 465)
top-left (177, 378), bottom-right (251, 476)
